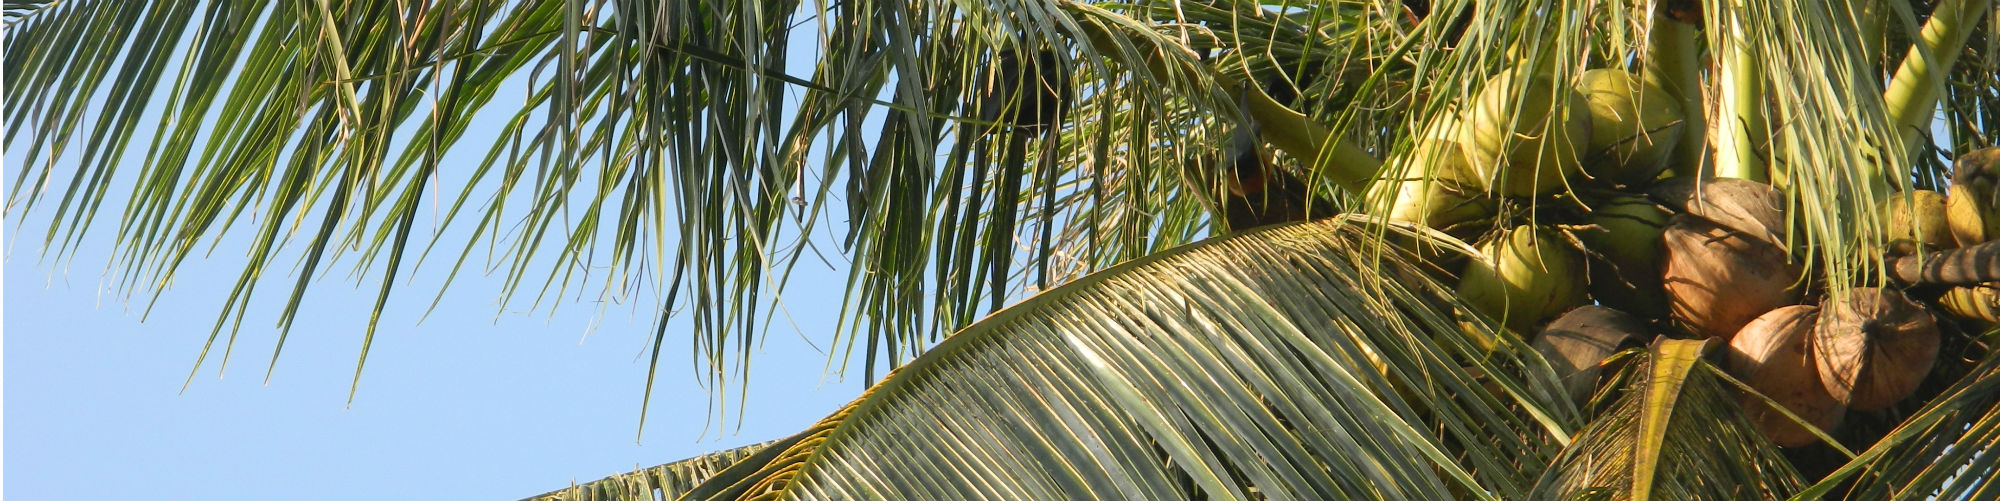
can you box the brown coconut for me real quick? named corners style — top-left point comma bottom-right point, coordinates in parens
top-left (1812, 287), bottom-right (1941, 411)
top-left (1661, 215), bottom-right (1804, 340)
top-left (1646, 177), bottom-right (1790, 249)
top-left (1883, 190), bottom-right (1954, 249)
top-left (1728, 305), bottom-right (1844, 447)
top-left (1533, 306), bottom-right (1648, 405)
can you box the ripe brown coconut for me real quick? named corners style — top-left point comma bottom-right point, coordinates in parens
top-left (1661, 214), bottom-right (1804, 340)
top-left (1460, 225), bottom-right (1589, 332)
top-left (1577, 194), bottom-right (1672, 319)
top-left (1533, 306), bottom-right (1648, 405)
top-left (1812, 287), bottom-right (1941, 412)
top-left (1646, 177), bottom-right (1790, 249)
top-left (1728, 305), bottom-right (1844, 447)
top-left (1883, 190), bottom-right (1954, 248)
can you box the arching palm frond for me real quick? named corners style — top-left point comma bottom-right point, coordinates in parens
top-left (524, 440), bottom-right (779, 501)
top-left (527, 217), bottom-right (1577, 501)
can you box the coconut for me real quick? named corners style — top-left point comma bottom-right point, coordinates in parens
top-left (1812, 287), bottom-right (1941, 411)
top-left (1661, 215), bottom-right (1804, 340)
top-left (1533, 306), bottom-right (1648, 405)
top-left (1459, 225), bottom-right (1589, 332)
top-left (1938, 285), bottom-right (2000, 324)
top-left (1727, 305), bottom-right (1844, 447)
top-left (1946, 184), bottom-right (2000, 247)
top-left (1577, 194), bottom-right (1672, 319)
top-left (1646, 177), bottom-right (1790, 249)
top-left (1375, 140), bottom-right (1497, 234)
top-left (1459, 69), bottom-right (1592, 197)
top-left (1883, 190), bottom-right (1954, 248)
top-left (1577, 69), bottom-right (1685, 187)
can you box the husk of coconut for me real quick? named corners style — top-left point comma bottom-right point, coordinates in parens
top-left (1577, 194), bottom-right (1673, 319)
top-left (1459, 69), bottom-right (1592, 197)
top-left (1727, 305), bottom-right (1844, 447)
top-left (1533, 306), bottom-right (1648, 405)
top-left (1946, 184), bottom-right (2000, 247)
top-left (1577, 69), bottom-right (1685, 187)
top-left (1938, 285), bottom-right (2000, 324)
top-left (1661, 214), bottom-right (1804, 340)
top-left (1883, 190), bottom-right (1954, 249)
top-left (1813, 287), bottom-right (1941, 412)
top-left (1460, 225), bottom-right (1589, 332)
top-left (1647, 177), bottom-right (1790, 249)
top-left (1373, 140), bottom-right (1497, 235)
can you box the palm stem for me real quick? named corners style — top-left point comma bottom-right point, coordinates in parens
top-left (1073, 9), bottom-right (1382, 193)
top-left (1713, 11), bottom-right (1769, 182)
top-left (1883, 0), bottom-right (1995, 163)
top-left (1643, 17), bottom-right (1707, 179)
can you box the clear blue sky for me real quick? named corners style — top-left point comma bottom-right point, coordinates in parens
top-left (4, 20), bottom-right (872, 501)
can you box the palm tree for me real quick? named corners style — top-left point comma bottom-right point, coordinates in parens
top-left (7, 0), bottom-right (1999, 499)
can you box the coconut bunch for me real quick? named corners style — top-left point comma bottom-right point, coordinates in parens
top-left (1370, 65), bottom-right (1691, 335)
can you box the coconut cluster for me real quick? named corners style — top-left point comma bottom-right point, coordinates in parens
top-left (1367, 65), bottom-right (1991, 449)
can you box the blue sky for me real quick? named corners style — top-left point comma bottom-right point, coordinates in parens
top-left (4, 216), bottom-right (866, 499)
top-left (3, 15), bottom-right (876, 500)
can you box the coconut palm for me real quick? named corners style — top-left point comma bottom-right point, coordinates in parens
top-left (6, 0), bottom-right (2000, 499)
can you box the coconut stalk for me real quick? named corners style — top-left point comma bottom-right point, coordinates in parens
top-left (1711, 9), bottom-right (1770, 183)
top-left (1641, 9), bottom-right (1707, 179)
top-left (1883, 0), bottom-right (1996, 164)
top-left (1071, 8), bottom-right (1382, 193)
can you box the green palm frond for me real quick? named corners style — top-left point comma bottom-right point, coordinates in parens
top-left (523, 439), bottom-right (779, 501)
top-left (585, 218), bottom-right (1577, 500)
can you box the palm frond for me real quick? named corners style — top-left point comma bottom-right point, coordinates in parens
top-left (653, 218), bottom-right (1576, 500)
top-left (0, 0), bottom-right (1403, 422)
top-left (522, 439), bottom-right (779, 501)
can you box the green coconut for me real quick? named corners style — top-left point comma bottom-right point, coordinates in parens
top-left (1375, 140), bottom-right (1497, 235)
top-left (1883, 190), bottom-right (1954, 248)
top-left (1577, 194), bottom-right (1672, 319)
top-left (1577, 68), bottom-right (1685, 187)
top-left (1459, 69), bottom-right (1593, 197)
top-left (1460, 225), bottom-right (1590, 332)
top-left (1946, 183), bottom-right (2000, 247)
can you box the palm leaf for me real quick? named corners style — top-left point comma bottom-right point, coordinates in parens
top-left (611, 217), bottom-right (1578, 500)
top-left (522, 439), bottom-right (780, 501)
